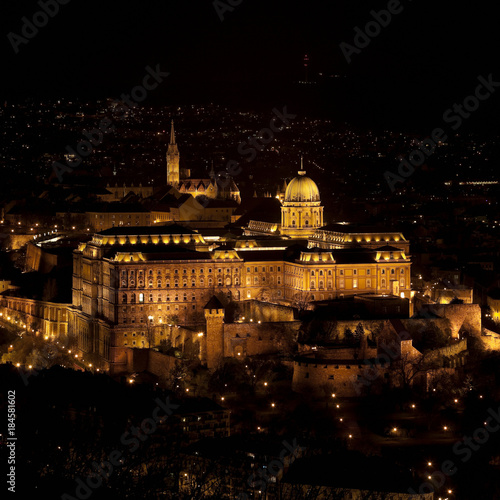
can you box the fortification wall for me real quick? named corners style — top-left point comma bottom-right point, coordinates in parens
top-left (223, 321), bottom-right (300, 357)
top-left (238, 300), bottom-right (295, 323)
top-left (420, 303), bottom-right (481, 337)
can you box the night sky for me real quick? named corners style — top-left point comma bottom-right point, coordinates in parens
top-left (4, 0), bottom-right (500, 130)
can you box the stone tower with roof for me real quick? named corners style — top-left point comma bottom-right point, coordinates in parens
top-left (204, 296), bottom-right (225, 369)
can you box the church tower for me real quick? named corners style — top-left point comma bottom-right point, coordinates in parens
top-left (166, 120), bottom-right (180, 186)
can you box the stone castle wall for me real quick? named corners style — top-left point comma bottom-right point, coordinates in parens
top-left (420, 303), bottom-right (481, 337)
top-left (238, 300), bottom-right (295, 323)
top-left (292, 357), bottom-right (388, 397)
top-left (126, 348), bottom-right (177, 377)
top-left (223, 321), bottom-right (300, 358)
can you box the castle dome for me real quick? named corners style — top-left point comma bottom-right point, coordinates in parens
top-left (284, 170), bottom-right (320, 202)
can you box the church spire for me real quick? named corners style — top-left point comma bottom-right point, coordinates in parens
top-left (166, 119), bottom-right (180, 186)
top-left (169, 120), bottom-right (176, 145)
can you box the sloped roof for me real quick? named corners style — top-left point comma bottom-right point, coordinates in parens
top-left (204, 295), bottom-right (224, 310)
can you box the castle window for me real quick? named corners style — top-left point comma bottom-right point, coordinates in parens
top-left (191, 279), bottom-right (196, 287)
top-left (254, 267), bottom-right (258, 272)
top-left (270, 266), bottom-right (273, 272)
top-left (148, 269), bottom-right (153, 276)
top-left (319, 270), bottom-right (323, 276)
top-left (311, 280), bottom-right (315, 289)
top-left (328, 270), bottom-right (332, 275)
top-left (149, 294), bottom-right (153, 302)
top-left (158, 295), bottom-right (162, 302)
top-left (192, 294), bottom-right (196, 301)
top-left (192, 269), bottom-right (195, 274)
top-left (139, 293), bottom-right (144, 303)
top-left (183, 279), bottom-right (187, 287)
top-left (277, 266), bottom-right (281, 272)
top-left (353, 279), bottom-right (358, 288)
top-left (319, 280), bottom-right (324, 289)
top-left (367, 269), bottom-right (370, 275)
top-left (311, 271), bottom-right (315, 276)
top-left (391, 269), bottom-right (395, 275)
top-left (208, 278), bottom-right (213, 286)
top-left (183, 293), bottom-right (187, 301)
top-left (254, 277), bottom-right (258, 284)
top-left (247, 277), bottom-right (251, 285)
top-left (339, 279), bottom-right (344, 288)
top-left (277, 277), bottom-right (281, 284)
top-left (340, 270), bottom-right (344, 275)
top-left (218, 278), bottom-right (223, 286)
top-left (367, 279), bottom-right (371, 288)
top-left (381, 269), bottom-right (385, 275)
top-left (200, 278), bottom-right (204, 286)
top-left (247, 267), bottom-right (251, 273)
top-left (175, 294), bottom-right (179, 301)
top-left (174, 280), bottom-right (179, 287)
top-left (382, 279), bottom-right (386, 288)
top-left (311, 295), bottom-right (315, 300)
top-left (200, 268), bottom-right (204, 273)
top-left (166, 280), bottom-right (170, 287)
top-left (174, 269), bottom-right (178, 274)
top-left (131, 294), bottom-right (136, 303)
top-left (328, 375), bottom-right (334, 380)
top-left (401, 278), bottom-right (405, 287)
top-left (122, 294), bottom-right (127, 304)
top-left (401, 268), bottom-right (405, 274)
top-left (157, 280), bottom-right (161, 288)
top-left (353, 269), bottom-right (357, 275)
top-left (390, 252), bottom-right (394, 259)
top-left (183, 269), bottom-right (187, 274)
top-left (149, 280), bottom-right (153, 288)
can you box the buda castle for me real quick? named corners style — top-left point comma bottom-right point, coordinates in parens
top-left (68, 146), bottom-right (411, 371)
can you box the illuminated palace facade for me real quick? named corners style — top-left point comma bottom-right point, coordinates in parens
top-left (69, 169), bottom-right (411, 371)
